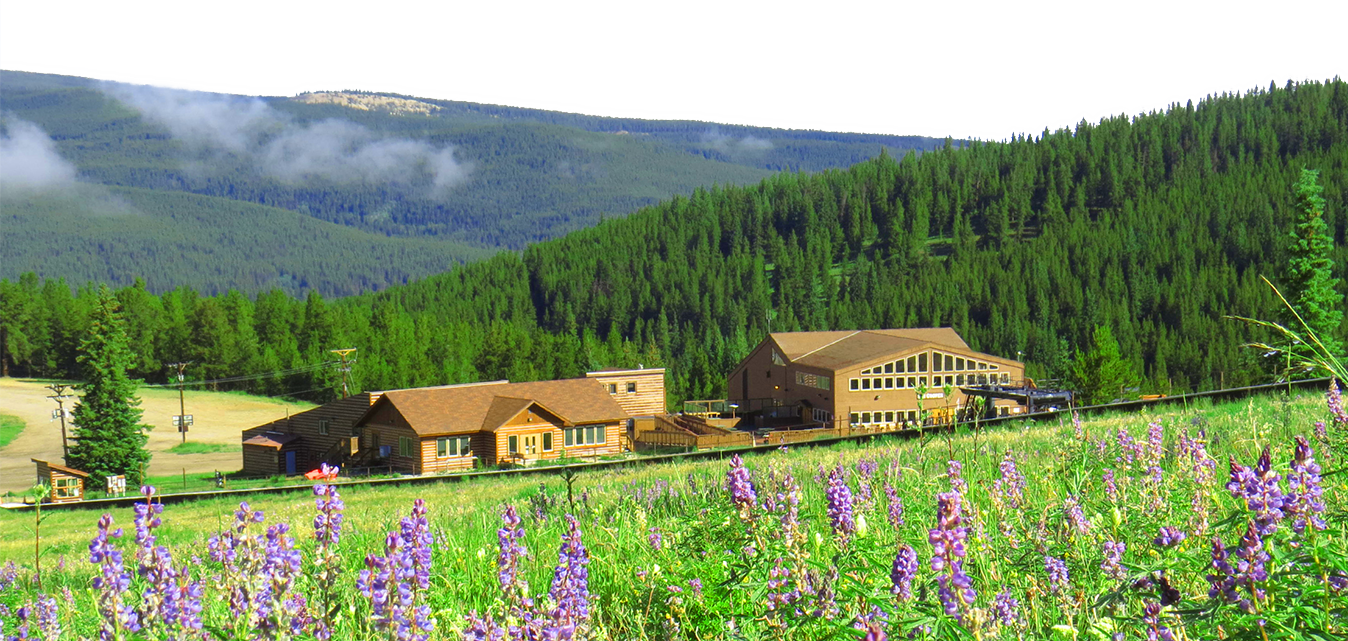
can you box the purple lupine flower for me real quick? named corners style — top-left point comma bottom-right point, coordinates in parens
top-left (1314, 421), bottom-right (1328, 444)
top-left (777, 472), bottom-right (806, 550)
top-left (1116, 428), bottom-right (1139, 466)
top-left (993, 451), bottom-right (1026, 510)
top-left (647, 527), bottom-right (663, 551)
top-left (1246, 449), bottom-right (1286, 535)
top-left (549, 514), bottom-right (591, 625)
top-left (1101, 540), bottom-right (1127, 580)
top-left (1103, 469), bottom-right (1121, 503)
top-left (359, 499), bottom-right (434, 641)
top-left (90, 513), bottom-right (141, 639)
top-left (946, 460), bottom-right (968, 496)
top-left (130, 486), bottom-right (203, 636)
top-left (0, 561), bottom-right (19, 592)
top-left (1328, 379), bottom-right (1346, 425)
top-left (852, 606), bottom-right (888, 640)
top-left (884, 483), bottom-right (905, 528)
top-left (1143, 601), bottom-right (1175, 641)
top-left (929, 492), bottom-right (975, 621)
top-left (1207, 521), bottom-right (1269, 612)
top-left (825, 466), bottom-right (857, 540)
top-left (890, 545), bottom-right (918, 601)
top-left (1329, 572), bottom-right (1348, 592)
top-left (494, 505), bottom-right (528, 606)
top-left (20, 593), bottom-right (62, 640)
top-left (461, 611), bottom-right (506, 641)
top-left (857, 458), bottom-right (879, 478)
top-left (1286, 436), bottom-right (1327, 533)
top-left (991, 589), bottom-right (1019, 626)
top-left (765, 558), bottom-right (800, 612)
top-left (1153, 526), bottom-right (1186, 548)
top-left (1072, 411), bottom-right (1084, 440)
top-left (1145, 420), bottom-right (1165, 464)
top-left (726, 454), bottom-right (757, 516)
top-left (688, 578), bottom-right (703, 598)
top-left (1045, 555), bottom-right (1069, 594)
top-left (313, 465), bottom-right (345, 546)
top-left (1063, 495), bottom-right (1090, 535)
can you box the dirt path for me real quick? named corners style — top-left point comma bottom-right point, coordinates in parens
top-left (0, 378), bottom-right (313, 494)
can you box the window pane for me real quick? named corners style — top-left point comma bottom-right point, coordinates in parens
top-left (462, 437), bottom-right (473, 455)
top-left (509, 436), bottom-right (518, 453)
top-left (933, 353), bottom-right (943, 372)
top-left (884, 363), bottom-right (893, 374)
top-left (850, 379), bottom-right (859, 390)
top-left (565, 428), bottom-right (573, 446)
top-left (850, 413), bottom-right (859, 424)
top-left (884, 377), bottom-right (893, 389)
top-left (918, 353), bottom-right (928, 372)
top-left (437, 438), bottom-right (447, 457)
top-left (956, 357), bottom-right (965, 370)
top-left (862, 378), bottom-right (871, 390)
top-left (908, 377), bottom-right (916, 388)
top-left (861, 412), bottom-right (871, 423)
top-left (885, 411), bottom-right (894, 422)
top-left (598, 425), bottom-right (606, 443)
top-left (543, 432), bottom-right (553, 451)
top-left (957, 374), bottom-right (964, 385)
top-left (897, 359), bottom-right (905, 374)
top-left (819, 377), bottom-right (830, 390)
top-left (627, 382), bottom-right (636, 393)
top-left (907, 356), bottom-right (917, 372)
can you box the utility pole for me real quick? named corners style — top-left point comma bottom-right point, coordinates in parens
top-left (45, 384), bottom-right (73, 460)
top-left (331, 349), bottom-right (357, 398)
top-left (167, 362), bottom-right (192, 443)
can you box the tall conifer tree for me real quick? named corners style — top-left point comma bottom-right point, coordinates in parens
top-left (67, 285), bottom-right (151, 486)
top-left (1282, 168), bottom-right (1344, 359)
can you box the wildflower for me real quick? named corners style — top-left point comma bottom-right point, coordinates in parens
top-left (1142, 601), bottom-right (1175, 641)
top-left (1101, 540), bottom-right (1127, 580)
top-left (1207, 521), bottom-right (1269, 612)
top-left (1063, 495), bottom-right (1091, 535)
top-left (991, 589), bottom-right (1019, 626)
top-left (946, 460), bottom-right (968, 496)
top-left (494, 505), bottom-right (528, 606)
top-left (1116, 428), bottom-right (1139, 466)
top-left (726, 454), bottom-right (757, 516)
top-left (688, 578), bottom-right (703, 598)
top-left (890, 545), bottom-right (918, 601)
top-left (1045, 555), bottom-right (1069, 594)
top-left (1286, 436), bottom-right (1326, 533)
top-left (647, 528), bottom-right (663, 551)
top-left (0, 561), bottom-right (17, 592)
top-left (359, 499), bottom-right (434, 641)
top-left (549, 514), bottom-right (591, 625)
top-left (1072, 411), bottom-right (1084, 440)
top-left (765, 558), bottom-right (799, 612)
top-left (857, 458), bottom-right (878, 477)
top-left (1328, 379), bottom-right (1346, 425)
top-left (1153, 526), bottom-right (1186, 548)
top-left (929, 492), bottom-right (975, 621)
top-left (131, 486), bottom-right (203, 636)
top-left (825, 466), bottom-right (857, 540)
top-left (89, 513), bottom-right (141, 639)
top-left (1103, 469), bottom-right (1121, 503)
top-left (1145, 420), bottom-right (1165, 464)
top-left (884, 483), bottom-right (904, 528)
top-left (992, 451), bottom-right (1026, 510)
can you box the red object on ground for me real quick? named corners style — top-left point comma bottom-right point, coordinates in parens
top-left (304, 468), bottom-right (337, 481)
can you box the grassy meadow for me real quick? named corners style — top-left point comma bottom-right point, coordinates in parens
top-left (0, 389), bottom-right (1344, 639)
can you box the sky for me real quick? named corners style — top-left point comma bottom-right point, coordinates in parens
top-left (1, 0), bottom-right (1344, 141)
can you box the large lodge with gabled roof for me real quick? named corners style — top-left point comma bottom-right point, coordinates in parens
top-left (726, 328), bottom-right (1026, 431)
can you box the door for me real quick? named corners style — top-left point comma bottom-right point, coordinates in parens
top-left (523, 435), bottom-right (538, 460)
top-left (285, 451), bottom-right (296, 475)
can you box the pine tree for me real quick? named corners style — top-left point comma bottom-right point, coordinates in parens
top-left (66, 285), bottom-right (152, 487)
top-left (1282, 168), bottom-right (1344, 359)
top-left (1068, 325), bottom-right (1137, 405)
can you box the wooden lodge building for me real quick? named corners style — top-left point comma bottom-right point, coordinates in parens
top-left (726, 328), bottom-right (1026, 431)
top-left (239, 368), bottom-right (667, 477)
top-left (32, 459), bottom-right (90, 503)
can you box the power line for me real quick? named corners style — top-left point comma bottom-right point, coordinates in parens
top-left (142, 361), bottom-right (338, 388)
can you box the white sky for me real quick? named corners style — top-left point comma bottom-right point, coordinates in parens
top-left (2, 0), bottom-right (1343, 141)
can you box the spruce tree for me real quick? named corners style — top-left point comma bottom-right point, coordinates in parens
top-left (67, 285), bottom-right (152, 487)
top-left (1068, 325), bottom-right (1137, 405)
top-left (1282, 168), bottom-right (1344, 359)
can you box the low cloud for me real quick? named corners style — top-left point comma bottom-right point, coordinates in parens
top-left (104, 84), bottom-right (469, 197)
top-left (0, 117), bottom-right (79, 193)
top-left (702, 129), bottom-right (775, 154)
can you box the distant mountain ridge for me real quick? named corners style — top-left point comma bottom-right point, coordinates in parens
top-left (0, 70), bottom-right (948, 295)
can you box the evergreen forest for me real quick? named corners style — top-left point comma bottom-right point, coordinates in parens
top-left (2, 79), bottom-right (1344, 406)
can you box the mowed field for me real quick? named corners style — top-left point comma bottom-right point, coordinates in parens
top-left (0, 378), bottom-right (314, 494)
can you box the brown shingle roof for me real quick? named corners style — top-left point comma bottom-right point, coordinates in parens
top-left (771, 328), bottom-right (981, 372)
top-left (32, 459), bottom-right (90, 478)
top-left (365, 378), bottom-right (629, 437)
top-left (242, 432), bottom-right (302, 448)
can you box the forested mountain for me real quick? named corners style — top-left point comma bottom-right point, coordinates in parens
top-left (3, 79), bottom-right (1344, 404)
top-left (1, 70), bottom-right (946, 295)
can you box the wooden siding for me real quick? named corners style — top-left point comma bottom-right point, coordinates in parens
top-left (34, 460), bottom-right (86, 503)
top-left (239, 393), bottom-right (374, 475)
top-left (587, 370), bottom-right (666, 416)
top-left (417, 436), bottom-right (477, 474)
top-left (241, 444), bottom-right (281, 477)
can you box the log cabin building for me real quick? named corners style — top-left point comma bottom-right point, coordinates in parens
top-left (353, 378), bottom-right (629, 473)
top-left (726, 328), bottom-right (1026, 430)
top-left (32, 459), bottom-right (89, 503)
top-left (240, 392), bottom-right (377, 477)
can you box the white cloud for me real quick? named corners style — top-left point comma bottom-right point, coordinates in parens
top-left (104, 83), bottom-right (469, 196)
top-left (0, 117), bottom-right (79, 193)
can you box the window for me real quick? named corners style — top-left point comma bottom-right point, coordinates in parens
top-left (907, 356), bottom-right (917, 372)
top-left (978, 374), bottom-right (988, 384)
top-left (885, 411), bottom-right (895, 423)
top-left (897, 359), bottom-right (906, 374)
top-left (946, 376), bottom-right (954, 386)
top-left (766, 369), bottom-right (771, 378)
top-left (318, 419), bottom-right (330, 436)
top-left (884, 377), bottom-right (894, 389)
top-left (918, 353), bottom-right (928, 372)
top-left (54, 477), bottom-right (80, 499)
top-left (818, 377), bottom-right (830, 390)
top-left (896, 377), bottom-right (906, 389)
top-left (607, 383), bottom-right (618, 393)
top-left (850, 413), bottom-right (860, 425)
top-left (934, 354), bottom-right (943, 372)
top-left (380, 445), bottom-right (392, 458)
top-left (850, 379), bottom-right (859, 390)
top-left (908, 411), bottom-right (918, 422)
top-left (979, 362), bottom-right (988, 370)
top-left (989, 364), bottom-right (999, 370)
top-left (565, 425), bottom-right (607, 446)
top-left (742, 369), bottom-right (749, 395)
top-left (508, 435), bottom-right (519, 454)
top-left (543, 432), bottom-right (553, 451)
top-left (861, 412), bottom-right (871, 423)
top-left (884, 362), bottom-right (893, 374)
top-left (796, 371), bottom-right (827, 389)
top-left (399, 436), bottom-right (415, 457)
top-left (437, 436), bottom-right (473, 458)
top-left (626, 382), bottom-right (637, 393)
top-left (873, 378), bottom-right (882, 389)
top-left (907, 376), bottom-right (916, 388)
top-left (862, 378), bottom-right (871, 390)
top-left (920, 376), bottom-right (929, 387)
top-left (437, 437), bottom-right (447, 457)
top-left (1002, 373), bottom-right (1010, 384)
top-left (956, 374), bottom-right (964, 385)
top-left (956, 357), bottom-right (965, 371)
top-left (1000, 406), bottom-right (1010, 417)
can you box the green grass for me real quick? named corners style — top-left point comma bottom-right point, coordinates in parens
top-left (0, 414), bottom-right (23, 449)
top-left (164, 441), bottom-right (240, 455)
top-left (0, 389), bottom-right (1342, 639)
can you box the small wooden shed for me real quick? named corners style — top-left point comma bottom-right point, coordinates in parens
top-left (32, 459), bottom-right (90, 503)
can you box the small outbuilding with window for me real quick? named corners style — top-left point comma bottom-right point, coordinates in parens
top-left (32, 459), bottom-right (90, 503)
